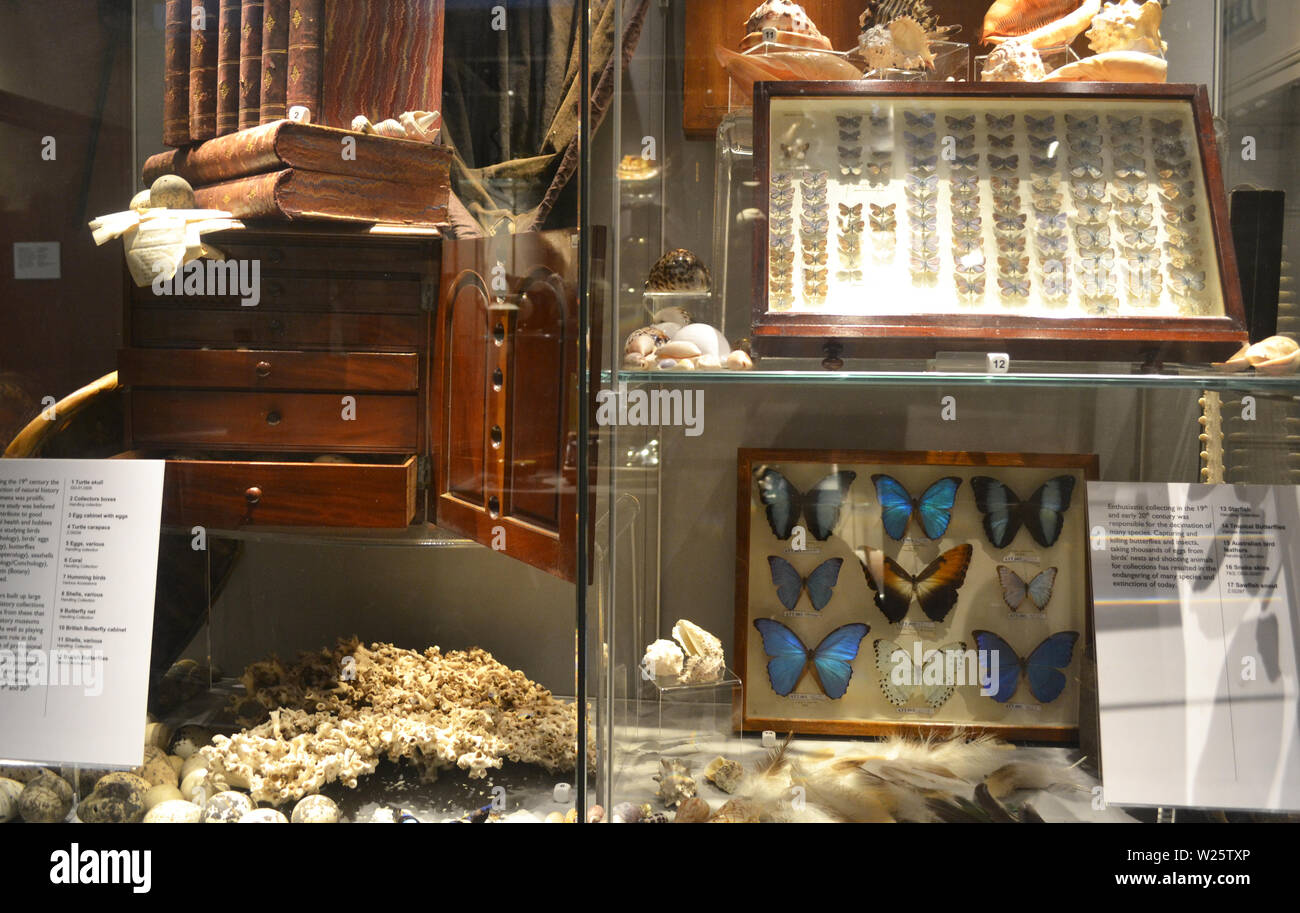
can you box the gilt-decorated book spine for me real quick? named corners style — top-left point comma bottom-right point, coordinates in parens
top-left (215, 0), bottom-right (242, 135)
top-left (259, 0), bottom-right (290, 123)
top-left (286, 0), bottom-right (323, 122)
top-left (237, 0), bottom-right (264, 130)
top-left (188, 0), bottom-right (221, 141)
top-left (163, 0), bottom-right (191, 146)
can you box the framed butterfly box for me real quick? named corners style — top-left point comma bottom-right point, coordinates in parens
top-left (752, 82), bottom-right (1248, 364)
top-left (735, 448), bottom-right (1099, 742)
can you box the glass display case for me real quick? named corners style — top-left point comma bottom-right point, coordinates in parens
top-left (585, 0), bottom-right (1300, 828)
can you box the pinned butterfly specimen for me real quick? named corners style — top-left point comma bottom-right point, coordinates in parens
top-left (1074, 224), bottom-right (1110, 250)
top-left (754, 468), bottom-right (856, 541)
top-left (1080, 269), bottom-right (1117, 299)
top-left (995, 236), bottom-right (1027, 256)
top-left (865, 161), bottom-right (891, 186)
top-left (872, 474), bottom-right (962, 541)
top-left (910, 251), bottom-right (941, 275)
top-left (869, 110), bottom-right (891, 129)
top-left (946, 114), bottom-right (975, 133)
top-left (837, 114), bottom-right (862, 130)
top-left (770, 234), bottom-right (794, 252)
top-left (997, 276), bottom-right (1030, 298)
top-left (973, 630), bottom-right (1079, 704)
top-left (1030, 175), bottom-right (1061, 194)
top-left (1069, 161), bottom-right (1103, 181)
top-left (989, 133), bottom-right (1015, 150)
top-left (1117, 202), bottom-right (1154, 226)
top-left (995, 212), bottom-right (1027, 235)
top-left (1107, 114), bottom-right (1142, 136)
top-left (1042, 269), bottom-right (1070, 298)
top-left (992, 194), bottom-right (1021, 215)
top-left (752, 619), bottom-right (870, 699)
top-left (1026, 134), bottom-right (1057, 154)
top-left (767, 556), bottom-right (844, 612)
top-left (908, 197), bottom-right (938, 218)
top-left (955, 273), bottom-right (986, 297)
top-left (952, 214), bottom-right (983, 236)
top-left (948, 134), bottom-right (977, 152)
top-left (1120, 224), bottom-right (1158, 249)
top-left (1153, 139), bottom-right (1188, 160)
top-left (1025, 114), bottom-right (1055, 135)
top-left (801, 216), bottom-right (829, 236)
top-left (1151, 118), bottom-right (1183, 137)
top-left (906, 173), bottom-right (939, 198)
top-left (839, 202), bottom-right (863, 218)
top-left (1127, 267), bottom-right (1163, 298)
top-left (951, 174), bottom-right (980, 196)
top-left (1070, 180), bottom-right (1106, 203)
top-left (1156, 159), bottom-right (1192, 181)
top-left (951, 197), bottom-right (981, 217)
top-left (837, 268), bottom-right (864, 283)
top-left (1113, 158), bottom-right (1147, 181)
top-left (1036, 233), bottom-right (1069, 256)
top-left (986, 113), bottom-right (1014, 131)
top-left (970, 475), bottom-right (1077, 549)
top-left (1162, 202), bottom-right (1197, 225)
top-left (772, 171), bottom-right (793, 188)
top-left (905, 111), bottom-right (936, 128)
top-left (997, 566), bottom-right (1058, 612)
top-left (1064, 114), bottom-right (1098, 133)
top-left (874, 639), bottom-right (967, 710)
top-left (1077, 250), bottom-right (1116, 278)
top-left (990, 154), bottom-right (1019, 173)
top-left (1159, 179), bottom-right (1195, 202)
top-left (1067, 135), bottom-right (1102, 155)
top-left (1169, 268), bottom-right (1207, 296)
top-left (854, 545), bottom-right (973, 624)
top-left (1125, 248), bottom-right (1160, 273)
top-left (909, 153), bottom-right (939, 172)
top-left (781, 140), bottom-right (810, 162)
top-left (950, 152), bottom-right (980, 171)
top-left (1035, 211), bottom-right (1068, 233)
top-left (839, 127), bottom-right (862, 143)
top-left (910, 231), bottom-right (939, 254)
top-left (770, 215), bottom-right (793, 235)
top-left (952, 237), bottom-right (983, 257)
top-left (1075, 201), bottom-right (1111, 224)
top-left (991, 176), bottom-right (1020, 195)
top-left (906, 131), bottom-right (937, 149)
top-left (1164, 242), bottom-right (1201, 269)
top-left (869, 203), bottom-right (897, 232)
top-left (1165, 225), bottom-right (1196, 248)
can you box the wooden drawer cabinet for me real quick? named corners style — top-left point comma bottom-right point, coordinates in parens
top-left (130, 308), bottom-right (425, 350)
top-left (119, 349), bottom-right (420, 392)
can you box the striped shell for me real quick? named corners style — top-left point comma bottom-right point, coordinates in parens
top-left (982, 0), bottom-right (1085, 41)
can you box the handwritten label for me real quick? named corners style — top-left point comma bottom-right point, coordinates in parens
top-left (1006, 702), bottom-right (1042, 712)
top-left (1001, 551), bottom-right (1041, 565)
top-left (785, 693), bottom-right (829, 703)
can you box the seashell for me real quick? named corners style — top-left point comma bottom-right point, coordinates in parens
top-left (202, 790), bottom-right (253, 823)
top-left (653, 306), bottom-right (693, 326)
top-left (672, 619), bottom-right (726, 684)
top-left (398, 109), bottom-right (442, 143)
top-left (642, 812), bottom-right (670, 823)
top-left (671, 357), bottom-right (697, 371)
top-left (239, 808), bottom-right (289, 823)
top-left (859, 0), bottom-right (940, 32)
top-left (656, 358), bottom-right (678, 370)
top-left (709, 798), bottom-right (763, 823)
top-left (725, 350), bottom-right (754, 370)
top-left (143, 799), bottom-right (203, 823)
top-left (545, 811), bottom-right (566, 823)
top-left (981, 37), bottom-right (1047, 80)
top-left (860, 20), bottom-right (932, 71)
top-left (982, 0), bottom-right (1093, 44)
top-left (887, 16), bottom-right (935, 69)
top-left (654, 321), bottom-right (684, 339)
top-left (1043, 49), bottom-right (1167, 82)
top-left (371, 118), bottom-right (407, 138)
top-left (697, 353), bottom-right (722, 370)
top-left (611, 801), bottom-right (642, 824)
top-left (671, 323), bottom-right (731, 359)
top-left (0, 765), bottom-right (52, 784)
top-left (586, 805), bottom-right (605, 823)
top-left (18, 770), bottom-right (73, 823)
top-left (179, 767), bottom-right (210, 804)
top-left (351, 115), bottom-right (377, 134)
top-left (143, 783), bottom-right (184, 812)
top-left (624, 352), bottom-right (651, 369)
top-left (642, 638), bottom-right (685, 680)
top-left (745, 0), bottom-right (832, 49)
top-left (1213, 342), bottom-right (1251, 373)
top-left (565, 808), bottom-right (579, 823)
top-left (1246, 336), bottom-right (1300, 375)
top-left (715, 44), bottom-right (865, 99)
top-left (149, 174), bottom-right (197, 210)
top-left (625, 325), bottom-right (669, 356)
top-left (658, 340), bottom-right (703, 360)
top-left (704, 757), bottom-right (746, 794)
top-left (1086, 0), bottom-right (1166, 55)
top-left (79, 772), bottom-right (151, 823)
top-left (645, 249), bottom-right (713, 293)
top-left (291, 793), bottom-right (340, 823)
top-left (674, 796), bottom-right (712, 823)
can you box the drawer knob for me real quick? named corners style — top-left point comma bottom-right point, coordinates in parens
top-left (266, 410), bottom-right (282, 426)
top-left (266, 248), bottom-right (284, 264)
top-left (245, 486), bottom-right (262, 505)
top-left (255, 360), bottom-right (272, 378)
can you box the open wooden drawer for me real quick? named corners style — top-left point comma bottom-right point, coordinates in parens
top-left (112, 451), bottom-right (418, 529)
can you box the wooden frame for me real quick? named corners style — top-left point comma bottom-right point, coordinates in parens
top-left (752, 82), bottom-right (1248, 364)
top-left (735, 448), bottom-right (1099, 741)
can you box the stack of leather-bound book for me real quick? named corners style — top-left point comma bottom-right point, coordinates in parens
top-left (157, 0), bottom-right (447, 225)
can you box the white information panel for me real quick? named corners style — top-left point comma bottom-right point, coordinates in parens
top-left (1089, 482), bottom-right (1300, 811)
top-left (0, 459), bottom-right (164, 768)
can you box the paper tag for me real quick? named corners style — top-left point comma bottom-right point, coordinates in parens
top-left (786, 693), bottom-right (829, 702)
top-left (1001, 551), bottom-right (1041, 565)
top-left (1006, 702), bottom-right (1042, 712)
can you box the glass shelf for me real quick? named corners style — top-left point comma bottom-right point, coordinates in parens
top-left (162, 522), bottom-right (477, 549)
top-left (609, 368), bottom-right (1300, 394)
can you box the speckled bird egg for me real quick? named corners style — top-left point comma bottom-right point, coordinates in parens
top-left (79, 772), bottom-right (151, 823)
top-left (202, 790), bottom-right (253, 823)
top-left (645, 249), bottom-right (712, 292)
top-left (239, 808), bottom-right (288, 823)
top-left (291, 794), bottom-right (340, 824)
top-left (18, 770), bottom-right (73, 823)
top-left (148, 174), bottom-right (196, 210)
top-left (143, 799), bottom-right (202, 823)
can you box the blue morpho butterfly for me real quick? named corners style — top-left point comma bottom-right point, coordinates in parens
top-left (767, 556), bottom-right (843, 612)
top-left (855, 545), bottom-right (973, 624)
top-left (752, 619), bottom-right (869, 699)
top-left (871, 474), bottom-right (961, 540)
top-left (974, 630), bottom-right (1079, 703)
top-left (755, 468), bottom-right (856, 541)
top-left (997, 565), bottom-right (1058, 611)
top-left (970, 475), bottom-right (1077, 548)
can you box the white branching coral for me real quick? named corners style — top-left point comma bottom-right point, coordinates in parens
top-left (200, 640), bottom-right (587, 805)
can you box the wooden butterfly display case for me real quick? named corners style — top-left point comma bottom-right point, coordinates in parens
top-left (753, 82), bottom-right (1248, 364)
top-left (736, 448), bottom-right (1098, 742)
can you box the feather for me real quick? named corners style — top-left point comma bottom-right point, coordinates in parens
top-left (985, 760), bottom-right (1088, 799)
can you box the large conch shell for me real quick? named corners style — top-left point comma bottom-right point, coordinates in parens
top-left (715, 45), bottom-right (863, 98)
top-left (1086, 0), bottom-right (1167, 56)
top-left (1213, 337), bottom-right (1300, 375)
top-left (887, 15), bottom-right (935, 69)
top-left (983, 0), bottom-right (1099, 47)
top-left (1042, 49), bottom-right (1167, 82)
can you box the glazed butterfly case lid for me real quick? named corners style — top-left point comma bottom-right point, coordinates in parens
top-left (753, 81), bottom-right (1247, 366)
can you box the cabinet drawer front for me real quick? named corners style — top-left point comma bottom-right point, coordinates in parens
top-left (132, 391), bottom-right (418, 452)
top-left (131, 276), bottom-right (426, 313)
top-left (215, 238), bottom-right (435, 277)
top-left (131, 308), bottom-right (424, 350)
top-left (157, 455), bottom-right (417, 528)
top-left (119, 349), bottom-right (419, 392)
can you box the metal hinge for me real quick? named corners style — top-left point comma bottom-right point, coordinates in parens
top-left (416, 454), bottom-right (432, 488)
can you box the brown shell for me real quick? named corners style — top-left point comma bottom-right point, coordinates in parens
top-left (708, 798), bottom-right (763, 823)
top-left (645, 248), bottom-right (713, 292)
top-left (982, 0), bottom-right (1085, 41)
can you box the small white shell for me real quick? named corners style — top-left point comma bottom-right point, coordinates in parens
top-left (671, 358), bottom-right (697, 371)
top-left (725, 350), bottom-right (754, 370)
top-left (372, 118), bottom-right (406, 138)
top-left (671, 323), bottom-right (730, 358)
top-left (143, 799), bottom-right (202, 823)
top-left (697, 353), bottom-right (722, 370)
top-left (624, 352), bottom-right (651, 369)
top-left (658, 341), bottom-right (703, 360)
top-left (657, 358), bottom-right (678, 370)
top-left (351, 115), bottom-right (376, 134)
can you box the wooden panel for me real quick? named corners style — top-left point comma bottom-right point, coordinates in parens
top-left (131, 390), bottom-right (417, 451)
top-left (119, 348), bottom-right (419, 391)
top-left (155, 454), bottom-right (416, 527)
top-left (131, 276), bottom-right (424, 313)
top-left (131, 308), bottom-right (423, 350)
top-left (509, 269), bottom-right (566, 531)
top-left (443, 275), bottom-right (491, 503)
